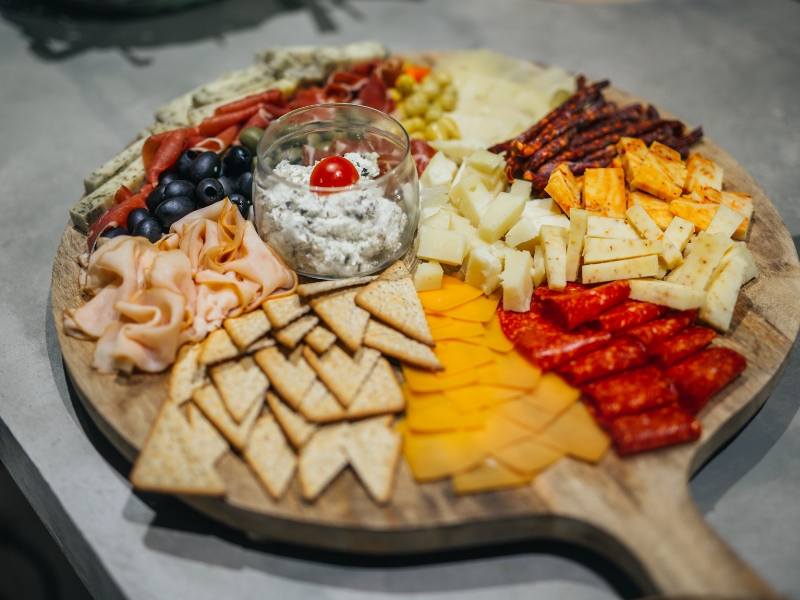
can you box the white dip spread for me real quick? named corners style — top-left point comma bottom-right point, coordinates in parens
top-left (256, 152), bottom-right (408, 277)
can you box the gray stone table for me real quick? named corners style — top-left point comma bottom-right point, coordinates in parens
top-left (1, 0), bottom-right (799, 598)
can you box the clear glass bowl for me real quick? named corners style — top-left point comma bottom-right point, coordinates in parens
top-left (254, 104), bottom-right (419, 280)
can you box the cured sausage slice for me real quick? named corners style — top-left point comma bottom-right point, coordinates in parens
top-left (557, 337), bottom-right (647, 386)
top-left (543, 280), bottom-right (630, 330)
top-left (622, 309), bottom-right (696, 350)
top-left (582, 365), bottom-right (679, 420)
top-left (593, 300), bottom-right (669, 333)
top-left (610, 405), bottom-right (701, 455)
top-left (516, 330), bottom-right (613, 372)
top-left (498, 296), bottom-right (564, 343)
top-left (647, 326), bottom-right (717, 368)
top-left (665, 347), bottom-right (747, 413)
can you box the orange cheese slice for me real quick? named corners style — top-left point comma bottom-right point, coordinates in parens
top-left (434, 340), bottom-right (496, 375)
top-left (524, 372), bottom-right (581, 414)
top-left (418, 276), bottom-right (483, 312)
top-left (407, 404), bottom-right (490, 433)
top-left (491, 439), bottom-right (564, 475)
top-left (403, 430), bottom-right (486, 481)
top-left (477, 351), bottom-right (542, 389)
top-left (403, 366), bottom-right (478, 393)
top-left (484, 313), bottom-right (515, 352)
top-left (444, 385), bottom-right (523, 413)
top-left (474, 413), bottom-right (533, 453)
top-left (425, 314), bottom-right (453, 331)
top-left (452, 458), bottom-right (532, 495)
top-left (536, 402), bottom-right (611, 463)
top-left (432, 320), bottom-right (486, 342)
top-left (433, 290), bottom-right (502, 322)
top-left (496, 399), bottom-right (559, 432)
top-left (402, 386), bottom-right (449, 409)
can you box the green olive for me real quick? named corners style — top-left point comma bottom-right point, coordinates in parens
top-left (439, 91), bottom-right (457, 112)
top-left (424, 121), bottom-right (448, 141)
top-left (433, 69), bottom-right (453, 87)
top-left (419, 77), bottom-right (441, 99)
top-left (238, 127), bottom-right (264, 155)
top-left (400, 116), bottom-right (426, 134)
top-left (437, 116), bottom-right (461, 139)
top-left (403, 92), bottom-right (429, 117)
top-left (394, 73), bottom-right (417, 96)
top-left (424, 101), bottom-right (443, 123)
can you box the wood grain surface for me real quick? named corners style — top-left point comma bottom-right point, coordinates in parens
top-left (50, 84), bottom-right (800, 598)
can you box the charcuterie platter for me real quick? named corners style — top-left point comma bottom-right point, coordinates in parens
top-left (51, 42), bottom-right (800, 597)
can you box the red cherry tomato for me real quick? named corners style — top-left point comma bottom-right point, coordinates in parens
top-left (310, 156), bottom-right (360, 189)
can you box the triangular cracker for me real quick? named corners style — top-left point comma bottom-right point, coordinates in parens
top-left (186, 402), bottom-right (229, 465)
top-left (298, 380), bottom-right (346, 422)
top-left (304, 326), bottom-right (337, 354)
top-left (199, 328), bottom-right (241, 366)
top-left (263, 294), bottom-right (309, 329)
top-left (245, 337), bottom-right (276, 353)
top-left (209, 356), bottom-right (269, 423)
top-left (296, 275), bottom-right (378, 297)
top-left (224, 310), bottom-right (272, 349)
top-left (192, 384), bottom-right (263, 451)
top-left (346, 357), bottom-right (406, 418)
top-left (298, 422), bottom-right (350, 501)
top-left (345, 416), bottom-right (402, 504)
top-left (303, 346), bottom-right (380, 407)
top-left (363, 320), bottom-right (443, 371)
top-left (130, 403), bottom-right (225, 496)
top-left (356, 262), bottom-right (434, 346)
top-left (243, 414), bottom-right (297, 500)
top-left (169, 343), bottom-right (206, 405)
top-left (308, 287), bottom-right (370, 352)
top-left (253, 346), bottom-right (316, 410)
top-left (266, 392), bottom-right (317, 449)
top-left (273, 315), bottom-right (319, 349)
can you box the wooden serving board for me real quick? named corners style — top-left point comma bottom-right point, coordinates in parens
top-left (51, 84), bottom-right (800, 598)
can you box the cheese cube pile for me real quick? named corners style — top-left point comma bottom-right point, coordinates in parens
top-left (402, 276), bottom-right (611, 494)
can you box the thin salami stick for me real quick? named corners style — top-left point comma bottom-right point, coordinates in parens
top-left (558, 337), bottom-right (647, 386)
top-left (610, 405), bottom-right (701, 455)
top-left (582, 365), bottom-right (680, 420)
top-left (516, 330), bottom-right (614, 373)
top-left (592, 300), bottom-right (669, 333)
top-left (622, 310), bottom-right (696, 350)
top-left (524, 131), bottom-right (576, 170)
top-left (665, 347), bottom-right (747, 413)
top-left (647, 325), bottom-right (717, 367)
top-left (639, 125), bottom-right (675, 146)
top-left (524, 101), bottom-right (615, 157)
top-left (564, 157), bottom-right (616, 176)
top-left (569, 116), bottom-right (637, 149)
top-left (685, 126), bottom-right (704, 145)
top-left (543, 280), bottom-right (631, 330)
top-left (646, 105), bottom-right (660, 120)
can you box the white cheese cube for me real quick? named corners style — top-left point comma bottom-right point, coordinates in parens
top-left (465, 247), bottom-right (503, 295)
top-left (566, 208), bottom-right (588, 282)
top-left (586, 215), bottom-right (639, 239)
top-left (420, 151), bottom-right (457, 189)
top-left (626, 205), bottom-right (682, 269)
top-left (523, 198), bottom-right (562, 219)
top-left (581, 255), bottom-right (659, 284)
top-left (628, 279), bottom-right (707, 311)
top-left (699, 256), bottom-right (746, 331)
top-left (712, 242), bottom-right (759, 286)
top-left (478, 192), bottom-right (526, 242)
top-left (467, 149), bottom-right (503, 174)
top-left (450, 217), bottom-right (478, 237)
top-left (460, 181), bottom-right (493, 226)
top-left (531, 243), bottom-right (546, 287)
top-left (529, 214), bottom-right (571, 241)
top-left (583, 238), bottom-right (663, 264)
top-left (509, 179), bottom-right (533, 198)
top-left (420, 207), bottom-right (452, 230)
top-left (414, 261), bottom-right (444, 292)
top-left (505, 218), bottom-right (539, 251)
top-left (540, 224), bottom-right (569, 291)
top-left (449, 172), bottom-right (483, 207)
top-left (428, 136), bottom-right (488, 162)
top-left (664, 216), bottom-right (695, 251)
top-left (420, 186), bottom-right (450, 210)
top-left (501, 248), bottom-right (534, 312)
top-left (669, 232), bottom-right (733, 291)
top-left (706, 204), bottom-right (745, 238)
top-left (417, 225), bottom-right (467, 266)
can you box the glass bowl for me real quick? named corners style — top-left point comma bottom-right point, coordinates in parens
top-left (254, 104), bottom-right (419, 280)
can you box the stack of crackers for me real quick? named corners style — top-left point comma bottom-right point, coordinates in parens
top-left (130, 261), bottom-right (440, 505)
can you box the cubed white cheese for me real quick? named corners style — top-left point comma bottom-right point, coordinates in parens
top-left (501, 248), bottom-right (534, 312)
top-left (420, 207), bottom-right (452, 230)
top-left (706, 204), bottom-right (745, 238)
top-left (467, 149), bottom-right (503, 174)
top-left (417, 225), bottom-right (467, 266)
top-left (583, 238), bottom-right (663, 264)
top-left (465, 247), bottom-right (503, 295)
top-left (581, 255), bottom-right (659, 284)
top-left (509, 179), bottom-right (533, 198)
top-left (586, 215), bottom-right (639, 239)
top-left (540, 224), bottom-right (569, 291)
top-left (699, 256), bottom-right (746, 331)
top-left (628, 279), bottom-right (707, 310)
top-left (531, 243), bottom-right (546, 287)
top-left (668, 232), bottom-right (733, 290)
top-left (420, 151), bottom-right (457, 189)
top-left (478, 192), bottom-right (526, 243)
top-left (505, 219), bottom-right (539, 251)
top-left (414, 261), bottom-right (444, 291)
top-left (459, 181), bottom-right (493, 226)
top-left (664, 216), bottom-right (695, 251)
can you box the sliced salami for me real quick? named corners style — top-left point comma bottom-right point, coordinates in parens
top-left (665, 347), bottom-right (747, 413)
top-left (543, 280), bottom-right (630, 330)
top-left (622, 309), bottom-right (696, 350)
top-left (516, 329), bottom-right (613, 372)
top-left (557, 337), bottom-right (647, 386)
top-left (582, 365), bottom-right (679, 419)
top-left (610, 405), bottom-right (701, 455)
top-left (647, 326), bottom-right (717, 368)
top-left (593, 300), bottom-right (669, 333)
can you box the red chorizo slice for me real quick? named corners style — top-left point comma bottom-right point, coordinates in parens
top-left (593, 300), bottom-right (669, 333)
top-left (665, 347), bottom-right (747, 413)
top-left (544, 280), bottom-right (630, 330)
top-left (516, 330), bottom-right (613, 372)
top-left (582, 365), bottom-right (679, 419)
top-left (622, 310), bottom-right (696, 350)
top-left (498, 296), bottom-right (565, 343)
top-left (611, 405), bottom-right (701, 455)
top-left (557, 337), bottom-right (647, 386)
top-left (647, 326), bottom-right (717, 368)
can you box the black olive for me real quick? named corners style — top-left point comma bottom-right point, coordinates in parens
top-left (145, 186), bottom-right (167, 213)
top-left (163, 179), bottom-right (196, 202)
top-left (133, 218), bottom-right (164, 244)
top-left (195, 178), bottom-right (224, 208)
top-left (228, 193), bottom-right (249, 218)
top-left (101, 226), bottom-right (129, 239)
top-left (189, 151), bottom-right (221, 184)
top-left (237, 171), bottom-right (254, 201)
top-left (217, 176), bottom-right (237, 199)
top-left (155, 196), bottom-right (195, 229)
top-left (158, 167), bottom-right (180, 186)
top-left (126, 208), bottom-right (151, 233)
top-left (222, 146), bottom-right (252, 178)
top-left (175, 149), bottom-right (199, 179)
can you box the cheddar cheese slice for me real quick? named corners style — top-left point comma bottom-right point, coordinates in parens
top-left (435, 290), bottom-right (502, 322)
top-left (536, 402), bottom-right (611, 463)
top-left (402, 430), bottom-right (486, 481)
top-left (491, 438), bottom-right (564, 475)
top-left (403, 366), bottom-right (479, 393)
top-left (418, 275), bottom-right (483, 312)
top-left (452, 459), bottom-right (532, 495)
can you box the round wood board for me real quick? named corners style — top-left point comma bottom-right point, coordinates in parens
top-left (51, 74), bottom-right (800, 598)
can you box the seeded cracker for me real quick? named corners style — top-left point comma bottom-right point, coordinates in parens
top-left (169, 343), bottom-right (206, 405)
top-left (304, 326), bottom-right (337, 354)
top-left (363, 320), bottom-right (443, 370)
top-left (296, 275), bottom-right (378, 297)
top-left (209, 356), bottom-right (269, 423)
top-left (266, 392), bottom-right (317, 448)
top-left (253, 346), bottom-right (315, 409)
top-left (298, 380), bottom-right (346, 422)
top-left (243, 414), bottom-right (297, 500)
top-left (308, 287), bottom-right (370, 352)
top-left (223, 309), bottom-right (272, 349)
top-left (355, 262), bottom-right (434, 346)
top-left (345, 416), bottom-right (402, 504)
top-left (263, 294), bottom-right (310, 328)
top-left (346, 357), bottom-right (405, 418)
top-left (199, 329), bottom-right (241, 365)
top-left (130, 403), bottom-right (225, 496)
top-left (273, 315), bottom-right (319, 349)
top-left (193, 384), bottom-right (263, 451)
top-left (298, 422), bottom-right (350, 501)
top-left (302, 346), bottom-right (380, 407)
top-left (186, 403), bottom-right (229, 464)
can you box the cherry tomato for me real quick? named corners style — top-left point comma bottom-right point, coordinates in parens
top-left (310, 156), bottom-right (360, 190)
